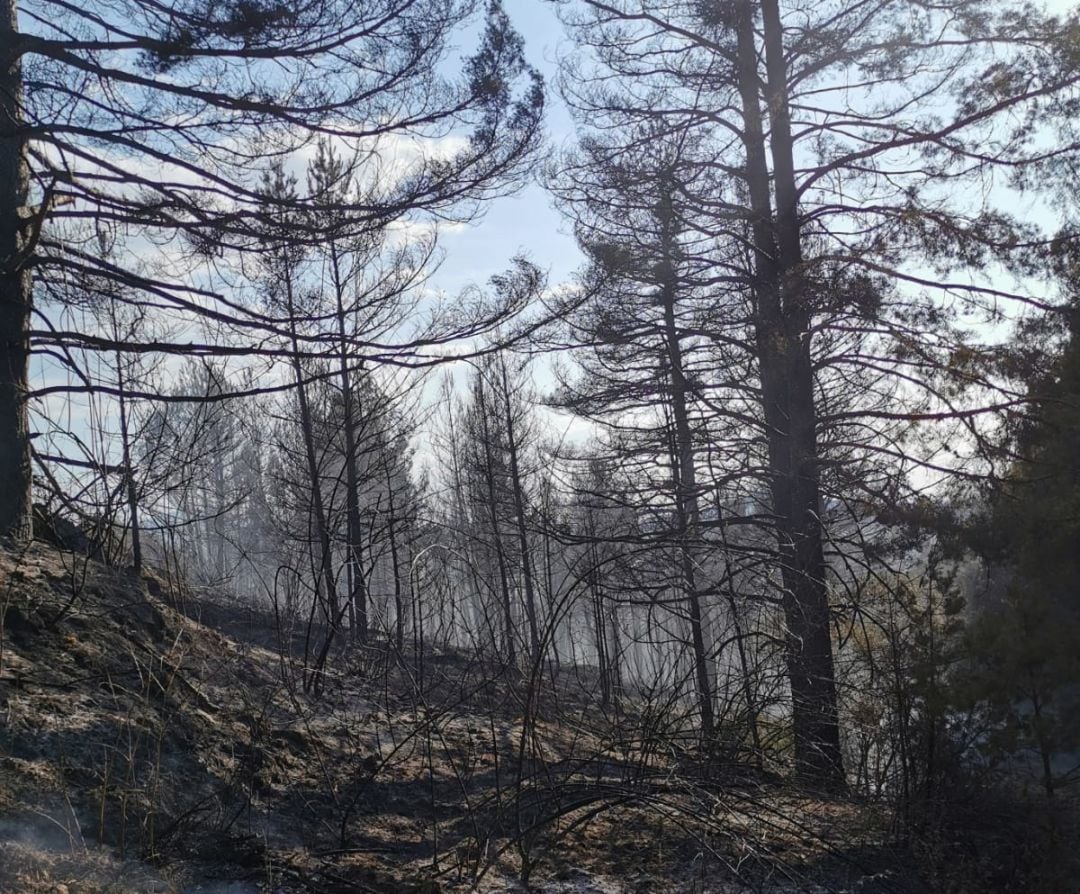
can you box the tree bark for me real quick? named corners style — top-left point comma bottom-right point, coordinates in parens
top-left (0, 0), bottom-right (31, 542)
top-left (476, 378), bottom-right (517, 667)
top-left (114, 347), bottom-right (141, 574)
top-left (283, 269), bottom-right (339, 691)
top-left (733, 0), bottom-right (844, 786)
top-left (384, 458), bottom-right (405, 655)
top-left (331, 247), bottom-right (368, 643)
top-left (585, 516), bottom-right (611, 708)
top-left (656, 183), bottom-right (714, 739)
top-left (498, 357), bottom-right (541, 664)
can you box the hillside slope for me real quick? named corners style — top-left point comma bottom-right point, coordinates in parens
top-left (0, 542), bottom-right (908, 893)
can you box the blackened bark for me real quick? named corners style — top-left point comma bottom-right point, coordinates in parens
top-left (332, 249), bottom-right (368, 643)
top-left (498, 358), bottom-right (541, 663)
top-left (733, 0), bottom-right (844, 787)
top-left (585, 518), bottom-right (611, 708)
top-left (115, 349), bottom-right (141, 573)
top-left (0, 0), bottom-right (31, 542)
top-left (476, 379), bottom-right (517, 667)
top-left (656, 183), bottom-right (714, 739)
top-left (283, 270), bottom-right (339, 691)
top-left (384, 459), bottom-right (405, 655)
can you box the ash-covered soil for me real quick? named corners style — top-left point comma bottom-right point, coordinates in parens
top-left (0, 542), bottom-right (913, 893)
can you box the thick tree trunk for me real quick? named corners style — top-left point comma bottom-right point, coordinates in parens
top-left (759, 0), bottom-right (843, 787)
top-left (733, 0), bottom-right (844, 787)
top-left (0, 0), bottom-right (31, 542)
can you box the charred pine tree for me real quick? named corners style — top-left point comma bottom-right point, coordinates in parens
top-left (0, 0), bottom-right (30, 541)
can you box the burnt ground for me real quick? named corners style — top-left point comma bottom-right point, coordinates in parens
top-left (0, 542), bottom-right (918, 893)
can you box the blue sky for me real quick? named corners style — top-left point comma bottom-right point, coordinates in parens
top-left (436, 0), bottom-right (1080, 306)
top-left (27, 1), bottom-right (587, 474)
top-left (430, 1), bottom-right (584, 301)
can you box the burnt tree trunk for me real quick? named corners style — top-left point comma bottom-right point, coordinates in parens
top-left (498, 357), bottom-right (541, 664)
top-left (0, 0), bottom-right (31, 542)
top-left (384, 458), bottom-right (405, 655)
top-left (476, 378), bottom-right (518, 668)
top-left (283, 269), bottom-right (340, 692)
top-left (656, 181), bottom-right (714, 739)
top-left (114, 347), bottom-right (141, 573)
top-left (332, 248), bottom-right (368, 643)
top-left (732, 0), bottom-right (843, 787)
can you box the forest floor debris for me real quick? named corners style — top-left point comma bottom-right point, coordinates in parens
top-left (1, 543), bottom-right (915, 892)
